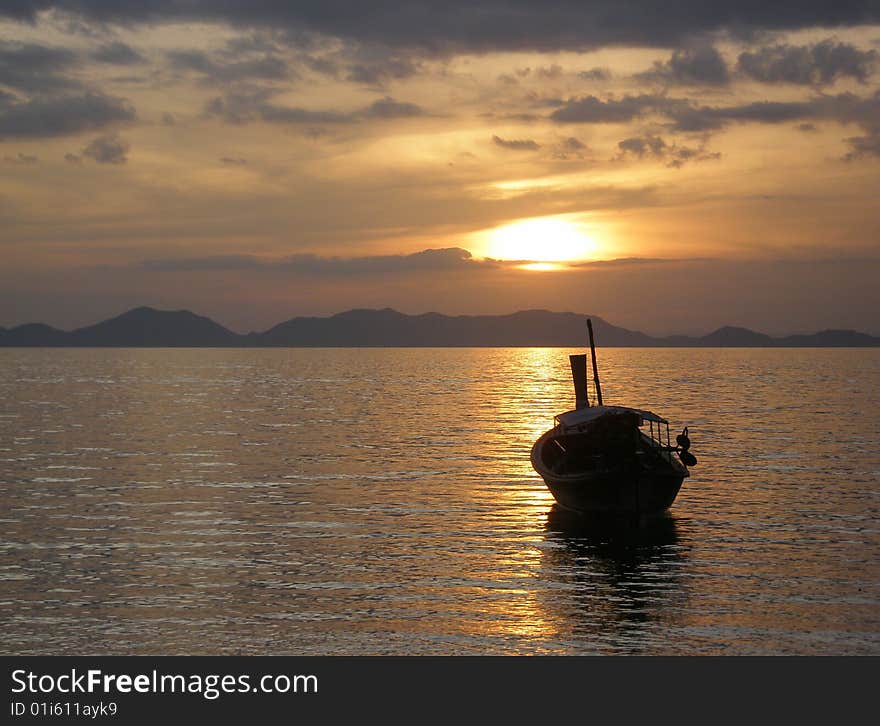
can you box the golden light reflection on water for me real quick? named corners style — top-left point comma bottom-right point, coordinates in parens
top-left (2, 348), bottom-right (879, 654)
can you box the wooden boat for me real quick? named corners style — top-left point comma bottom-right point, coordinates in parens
top-left (530, 319), bottom-right (696, 515)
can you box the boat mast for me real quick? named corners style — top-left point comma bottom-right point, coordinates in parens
top-left (587, 318), bottom-right (603, 406)
top-left (569, 354), bottom-right (589, 409)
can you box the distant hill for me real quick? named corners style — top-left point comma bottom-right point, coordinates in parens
top-left (68, 306), bottom-right (240, 347)
top-left (1, 307), bottom-right (878, 347)
top-left (2, 323), bottom-right (69, 346)
top-left (260, 308), bottom-right (654, 347)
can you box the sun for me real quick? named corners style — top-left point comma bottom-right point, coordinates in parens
top-left (478, 216), bottom-right (599, 266)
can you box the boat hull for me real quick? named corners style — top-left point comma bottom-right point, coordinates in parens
top-left (531, 429), bottom-right (686, 515)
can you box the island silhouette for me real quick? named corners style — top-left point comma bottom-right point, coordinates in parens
top-left (1, 306), bottom-right (877, 347)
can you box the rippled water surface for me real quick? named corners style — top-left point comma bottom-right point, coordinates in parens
top-left (1, 348), bottom-right (878, 655)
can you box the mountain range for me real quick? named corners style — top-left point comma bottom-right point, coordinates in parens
top-left (1, 307), bottom-right (878, 347)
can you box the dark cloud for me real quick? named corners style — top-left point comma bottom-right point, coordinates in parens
top-left (492, 134), bottom-right (540, 150)
top-left (167, 49), bottom-right (290, 84)
top-left (551, 136), bottom-right (588, 160)
top-left (303, 55), bottom-right (340, 77)
top-left (666, 92), bottom-right (880, 134)
top-left (660, 91), bottom-right (880, 160)
top-left (91, 41), bottom-right (146, 65)
top-left (64, 152), bottom-right (82, 163)
top-left (205, 90), bottom-right (424, 125)
top-left (667, 99), bottom-right (812, 131)
top-left (550, 94), bottom-right (663, 123)
top-left (578, 67), bottom-right (612, 81)
top-left (362, 96), bottom-right (424, 118)
top-left (0, 92), bottom-right (136, 138)
top-left (257, 103), bottom-right (354, 125)
top-left (140, 247), bottom-right (481, 275)
top-left (536, 64), bottom-right (564, 79)
top-left (843, 132), bottom-right (880, 160)
top-left (560, 136), bottom-right (586, 150)
top-left (346, 56), bottom-right (420, 85)
top-left (3, 3), bottom-right (879, 54)
top-left (203, 88), bottom-right (282, 124)
top-left (82, 133), bottom-right (130, 164)
top-left (221, 31), bottom-right (286, 57)
top-left (0, 41), bottom-right (79, 93)
top-left (636, 45), bottom-right (730, 86)
top-left (617, 134), bottom-right (721, 167)
top-left (618, 134), bottom-right (667, 157)
top-left (737, 40), bottom-right (877, 85)
top-left (219, 156), bottom-right (248, 165)
top-left (549, 88), bottom-right (880, 159)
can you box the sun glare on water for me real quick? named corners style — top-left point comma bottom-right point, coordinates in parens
top-left (479, 217), bottom-right (599, 269)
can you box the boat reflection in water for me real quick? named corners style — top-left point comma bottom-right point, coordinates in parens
top-left (539, 506), bottom-right (691, 651)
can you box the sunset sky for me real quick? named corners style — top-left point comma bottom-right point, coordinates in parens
top-left (1, 2), bottom-right (879, 335)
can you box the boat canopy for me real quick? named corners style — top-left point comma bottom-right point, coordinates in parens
top-left (555, 405), bottom-right (668, 428)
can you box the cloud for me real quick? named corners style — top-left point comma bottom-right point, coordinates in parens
top-left (666, 99), bottom-right (812, 132)
top-left (203, 90), bottom-right (267, 124)
top-left (545, 86), bottom-right (880, 161)
top-left (346, 56), bottom-right (421, 85)
top-left (0, 92), bottom-right (136, 138)
top-left (91, 41), bottom-right (146, 65)
top-left (636, 45), bottom-right (730, 86)
top-left (140, 247), bottom-right (483, 275)
top-left (551, 136), bottom-right (588, 159)
top-left (843, 132), bottom-right (880, 160)
top-left (64, 152), bottom-right (82, 163)
top-left (205, 90), bottom-right (424, 125)
top-left (666, 92), bottom-right (880, 135)
top-left (536, 64), bottom-right (564, 79)
top-left (219, 156), bottom-right (248, 165)
top-left (3, 3), bottom-right (879, 54)
top-left (303, 55), bottom-right (340, 77)
top-left (550, 92), bottom-right (878, 134)
top-left (617, 134), bottom-right (667, 157)
top-left (550, 94), bottom-right (663, 123)
top-left (578, 67), bottom-right (612, 81)
top-left (0, 40), bottom-right (79, 93)
top-left (737, 40), bottom-right (877, 85)
top-left (492, 134), bottom-right (540, 151)
top-left (560, 136), bottom-right (586, 150)
top-left (616, 134), bottom-right (721, 167)
top-left (167, 49), bottom-right (290, 84)
top-left (256, 103), bottom-right (354, 125)
top-left (362, 96), bottom-right (424, 119)
top-left (657, 91), bottom-right (880, 160)
top-left (82, 133), bottom-right (130, 164)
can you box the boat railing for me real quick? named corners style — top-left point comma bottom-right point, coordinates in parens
top-left (646, 418), bottom-right (674, 464)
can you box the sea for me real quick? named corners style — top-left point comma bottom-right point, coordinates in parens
top-left (1, 347), bottom-right (878, 655)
